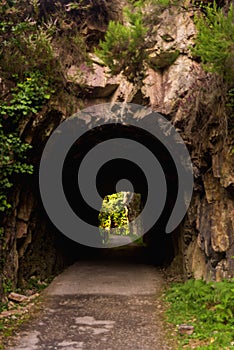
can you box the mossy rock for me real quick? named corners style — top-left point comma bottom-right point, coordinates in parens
top-left (149, 50), bottom-right (180, 70)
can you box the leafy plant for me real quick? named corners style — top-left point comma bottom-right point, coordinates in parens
top-left (1, 71), bottom-right (51, 123)
top-left (129, 0), bottom-right (178, 9)
top-left (95, 7), bottom-right (148, 82)
top-left (165, 279), bottom-right (234, 349)
top-left (193, 2), bottom-right (234, 83)
top-left (0, 71), bottom-right (52, 212)
top-left (99, 192), bottom-right (130, 239)
top-left (0, 14), bottom-right (57, 80)
top-left (95, 0), bottom-right (202, 82)
top-left (0, 128), bottom-right (33, 212)
top-left (0, 0), bottom-right (90, 85)
top-left (2, 278), bottom-right (12, 295)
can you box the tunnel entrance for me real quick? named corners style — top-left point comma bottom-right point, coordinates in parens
top-left (18, 105), bottom-right (190, 286)
top-left (59, 121), bottom-right (177, 265)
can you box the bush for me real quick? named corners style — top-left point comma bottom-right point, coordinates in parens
top-left (95, 8), bottom-right (147, 82)
top-left (95, 0), bottom-right (194, 82)
top-left (193, 2), bottom-right (234, 83)
top-left (99, 192), bottom-right (130, 235)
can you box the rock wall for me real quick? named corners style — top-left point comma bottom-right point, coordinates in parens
top-left (0, 0), bottom-right (233, 297)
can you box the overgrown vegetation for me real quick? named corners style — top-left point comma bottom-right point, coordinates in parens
top-left (193, 1), bottom-right (234, 142)
top-left (0, 72), bottom-right (52, 213)
top-left (0, 0), bottom-right (120, 300)
top-left (95, 8), bottom-right (147, 81)
top-left (193, 2), bottom-right (234, 84)
top-left (0, 1), bottom-right (55, 80)
top-left (0, 0), bottom-right (92, 215)
top-left (95, 0), bottom-right (234, 92)
top-left (165, 279), bottom-right (234, 349)
top-left (99, 192), bottom-right (130, 241)
top-left (98, 192), bottom-right (143, 244)
top-left (95, 0), bottom-right (183, 83)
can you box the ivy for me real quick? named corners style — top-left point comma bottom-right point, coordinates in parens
top-left (0, 71), bottom-right (52, 212)
top-left (1, 72), bottom-right (51, 124)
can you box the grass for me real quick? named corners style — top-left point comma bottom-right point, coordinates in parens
top-left (164, 279), bottom-right (234, 349)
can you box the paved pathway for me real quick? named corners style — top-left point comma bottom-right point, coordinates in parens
top-left (6, 245), bottom-right (175, 350)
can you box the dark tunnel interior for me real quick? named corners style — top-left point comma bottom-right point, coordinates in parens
top-left (49, 123), bottom-right (179, 266)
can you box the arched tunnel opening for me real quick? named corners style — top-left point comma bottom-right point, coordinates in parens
top-left (18, 113), bottom-right (187, 286)
top-left (55, 123), bottom-right (178, 265)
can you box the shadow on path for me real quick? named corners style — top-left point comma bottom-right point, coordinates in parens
top-left (5, 244), bottom-right (175, 350)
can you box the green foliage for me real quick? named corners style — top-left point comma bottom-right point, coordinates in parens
top-left (0, 71), bottom-right (52, 212)
top-left (95, 0), bottom-right (188, 82)
top-left (0, 10), bottom-right (56, 79)
top-left (0, 128), bottom-right (33, 212)
top-left (1, 71), bottom-right (51, 123)
top-left (165, 279), bottom-right (234, 349)
top-left (95, 7), bottom-right (147, 81)
top-left (99, 192), bottom-right (130, 239)
top-left (66, 1), bottom-right (92, 11)
top-left (0, 0), bottom-right (89, 83)
top-left (2, 278), bottom-right (12, 295)
top-left (129, 0), bottom-right (176, 8)
top-left (18, 276), bottom-right (51, 294)
top-left (193, 2), bottom-right (234, 83)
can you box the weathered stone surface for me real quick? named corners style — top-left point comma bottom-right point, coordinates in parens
top-left (178, 324), bottom-right (194, 335)
top-left (16, 221), bottom-right (28, 239)
top-left (17, 191), bottom-right (34, 222)
top-left (215, 259), bottom-right (230, 281)
top-left (112, 78), bottom-right (135, 103)
top-left (191, 239), bottom-right (207, 280)
top-left (212, 149), bottom-right (234, 188)
top-left (142, 68), bottom-right (163, 110)
top-left (155, 9), bottom-right (196, 54)
top-left (1, 1), bottom-right (233, 300)
top-left (143, 57), bottom-right (198, 116)
top-left (203, 173), bottom-right (222, 203)
top-left (67, 59), bottom-right (120, 98)
top-left (210, 205), bottom-right (231, 253)
top-left (8, 292), bottom-right (28, 303)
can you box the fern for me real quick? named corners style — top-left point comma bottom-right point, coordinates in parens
top-left (165, 279), bottom-right (234, 348)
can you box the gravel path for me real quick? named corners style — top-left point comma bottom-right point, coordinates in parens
top-left (5, 245), bottom-right (175, 350)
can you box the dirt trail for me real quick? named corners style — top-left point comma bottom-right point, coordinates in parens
top-left (5, 245), bottom-right (175, 350)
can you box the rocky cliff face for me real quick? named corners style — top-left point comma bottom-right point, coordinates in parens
top-left (1, 0), bottom-right (233, 297)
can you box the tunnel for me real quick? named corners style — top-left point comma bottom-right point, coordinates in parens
top-left (17, 104), bottom-right (190, 285)
top-left (61, 122), bottom-right (177, 262)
